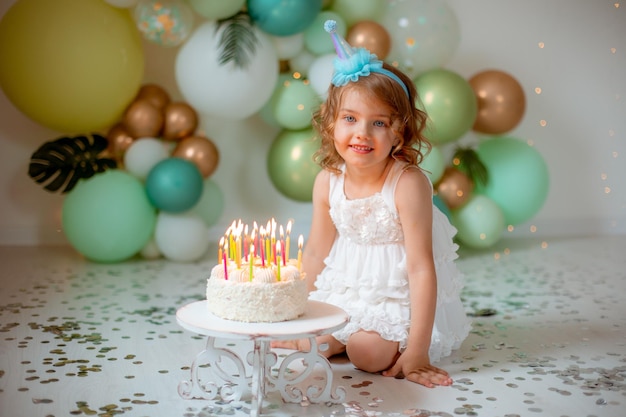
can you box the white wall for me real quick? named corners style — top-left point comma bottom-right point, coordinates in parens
top-left (0, 0), bottom-right (624, 246)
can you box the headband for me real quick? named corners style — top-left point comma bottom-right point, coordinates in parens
top-left (324, 20), bottom-right (409, 97)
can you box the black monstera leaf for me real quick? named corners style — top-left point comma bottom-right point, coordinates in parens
top-left (28, 134), bottom-right (117, 193)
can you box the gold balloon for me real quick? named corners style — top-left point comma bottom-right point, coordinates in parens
top-left (469, 70), bottom-right (526, 134)
top-left (346, 20), bottom-right (391, 60)
top-left (122, 99), bottom-right (164, 138)
top-left (435, 167), bottom-right (473, 210)
top-left (172, 135), bottom-right (220, 178)
top-left (162, 102), bottom-right (198, 141)
top-left (136, 83), bottom-right (171, 110)
top-left (106, 123), bottom-right (134, 162)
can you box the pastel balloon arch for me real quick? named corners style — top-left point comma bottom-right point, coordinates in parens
top-left (0, 0), bottom-right (548, 262)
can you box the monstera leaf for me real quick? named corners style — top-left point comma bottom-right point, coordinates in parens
top-left (452, 147), bottom-right (489, 187)
top-left (28, 134), bottom-right (117, 193)
top-left (217, 11), bottom-right (258, 69)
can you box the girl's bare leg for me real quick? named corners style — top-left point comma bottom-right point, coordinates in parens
top-left (346, 330), bottom-right (399, 373)
top-left (271, 335), bottom-right (345, 358)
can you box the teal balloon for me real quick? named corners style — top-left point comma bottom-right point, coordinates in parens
top-left (62, 170), bottom-right (157, 263)
top-left (476, 136), bottom-right (549, 226)
top-left (451, 194), bottom-right (505, 249)
top-left (191, 178), bottom-right (224, 227)
top-left (247, 0), bottom-right (323, 36)
top-left (414, 69), bottom-right (478, 145)
top-left (267, 128), bottom-right (321, 202)
top-left (273, 78), bottom-right (321, 130)
top-left (303, 11), bottom-right (346, 55)
top-left (433, 195), bottom-right (451, 220)
top-left (145, 157), bottom-right (203, 213)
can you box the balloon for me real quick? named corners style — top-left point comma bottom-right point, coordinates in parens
top-left (172, 135), bottom-right (220, 178)
top-left (122, 99), bottom-right (164, 138)
top-left (134, 0), bottom-right (194, 47)
top-left (303, 11), bottom-right (347, 55)
top-left (175, 21), bottom-right (279, 120)
top-left (414, 69), bottom-right (478, 145)
top-left (381, 0), bottom-right (460, 78)
top-left (0, 0), bottom-right (144, 133)
top-left (106, 123), bottom-right (135, 162)
top-left (191, 178), bottom-right (224, 227)
top-left (346, 20), bottom-right (391, 60)
top-left (140, 237), bottom-right (162, 259)
top-left (123, 137), bottom-right (170, 181)
top-left (289, 49), bottom-right (317, 78)
top-left (469, 70), bottom-right (526, 134)
top-left (62, 170), bottom-right (156, 263)
top-left (308, 54), bottom-right (335, 99)
top-left (435, 167), bottom-right (474, 210)
top-left (451, 194), bottom-right (505, 249)
top-left (145, 157), bottom-right (204, 213)
top-left (186, 0), bottom-right (246, 19)
top-left (433, 195), bottom-right (451, 220)
top-left (135, 84), bottom-right (171, 110)
top-left (247, 0), bottom-right (323, 37)
top-left (476, 136), bottom-right (549, 226)
top-left (330, 0), bottom-right (386, 26)
top-left (419, 145), bottom-right (445, 184)
top-left (104, 0), bottom-right (139, 7)
top-left (162, 102), bottom-right (198, 141)
top-left (272, 79), bottom-right (321, 130)
top-left (270, 33), bottom-right (305, 60)
top-left (154, 212), bottom-right (210, 262)
top-left (258, 74), bottom-right (292, 127)
top-left (267, 128), bottom-right (321, 202)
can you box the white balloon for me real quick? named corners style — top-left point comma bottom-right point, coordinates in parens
top-left (104, 0), bottom-right (139, 7)
top-left (123, 138), bottom-right (170, 181)
top-left (155, 212), bottom-right (210, 262)
top-left (175, 21), bottom-right (279, 120)
top-left (381, 0), bottom-right (460, 78)
top-left (270, 33), bottom-right (304, 60)
top-left (308, 53), bottom-right (335, 99)
top-left (288, 49), bottom-right (316, 78)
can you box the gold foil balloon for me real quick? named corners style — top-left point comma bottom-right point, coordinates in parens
top-left (346, 20), bottom-right (391, 60)
top-left (136, 83), bottom-right (170, 110)
top-left (162, 102), bottom-right (198, 141)
top-left (106, 123), bottom-right (135, 162)
top-left (172, 135), bottom-right (220, 178)
top-left (435, 167), bottom-right (474, 210)
top-left (122, 99), bottom-right (164, 138)
top-left (469, 69), bottom-right (526, 134)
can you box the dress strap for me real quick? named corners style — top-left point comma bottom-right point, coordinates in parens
top-left (328, 165), bottom-right (345, 205)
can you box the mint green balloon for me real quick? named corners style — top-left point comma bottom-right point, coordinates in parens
top-left (62, 170), bottom-right (157, 263)
top-left (267, 128), bottom-right (321, 202)
top-left (476, 136), bottom-right (549, 226)
top-left (186, 0), bottom-right (245, 19)
top-left (191, 178), bottom-right (224, 227)
top-left (451, 194), bottom-right (505, 249)
top-left (419, 145), bottom-right (445, 184)
top-left (273, 78), bottom-right (321, 130)
top-left (414, 69), bottom-right (477, 145)
top-left (303, 11), bottom-right (346, 55)
top-left (330, 0), bottom-right (385, 26)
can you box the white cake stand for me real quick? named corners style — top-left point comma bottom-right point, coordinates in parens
top-left (176, 300), bottom-right (349, 416)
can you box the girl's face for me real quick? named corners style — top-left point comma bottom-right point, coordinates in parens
top-left (333, 88), bottom-right (399, 171)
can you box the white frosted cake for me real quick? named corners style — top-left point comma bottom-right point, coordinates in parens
top-left (206, 259), bottom-right (307, 322)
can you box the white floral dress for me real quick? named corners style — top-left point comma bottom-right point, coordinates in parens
top-left (308, 160), bottom-right (471, 362)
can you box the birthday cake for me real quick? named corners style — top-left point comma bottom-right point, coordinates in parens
top-left (206, 220), bottom-right (308, 323)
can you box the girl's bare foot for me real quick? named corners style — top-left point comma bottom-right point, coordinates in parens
top-left (271, 335), bottom-right (345, 358)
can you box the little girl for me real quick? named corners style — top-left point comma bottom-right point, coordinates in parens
top-left (275, 21), bottom-right (471, 388)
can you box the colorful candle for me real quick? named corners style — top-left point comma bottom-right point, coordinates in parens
top-left (285, 220), bottom-right (292, 260)
top-left (259, 227), bottom-right (266, 267)
top-left (218, 236), bottom-right (224, 265)
top-left (297, 235), bottom-right (303, 272)
top-left (223, 241), bottom-right (229, 280)
top-left (275, 242), bottom-right (281, 281)
top-left (249, 243), bottom-right (254, 281)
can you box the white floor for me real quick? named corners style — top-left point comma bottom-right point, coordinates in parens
top-left (0, 235), bottom-right (624, 417)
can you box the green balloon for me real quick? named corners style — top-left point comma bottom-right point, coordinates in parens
top-left (304, 11), bottom-right (347, 55)
top-left (451, 194), bottom-right (505, 249)
top-left (62, 170), bottom-right (157, 263)
top-left (414, 69), bottom-right (478, 145)
top-left (330, 0), bottom-right (385, 26)
top-left (191, 178), bottom-right (224, 227)
top-left (476, 136), bottom-right (549, 226)
top-left (267, 128), bottom-right (321, 202)
top-left (186, 0), bottom-right (245, 19)
top-left (273, 78), bottom-right (321, 130)
top-left (419, 145), bottom-right (445, 184)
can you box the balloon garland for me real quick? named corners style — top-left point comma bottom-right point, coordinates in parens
top-left (2, 0), bottom-right (550, 261)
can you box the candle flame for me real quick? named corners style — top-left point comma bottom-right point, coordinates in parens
top-left (298, 235), bottom-right (304, 248)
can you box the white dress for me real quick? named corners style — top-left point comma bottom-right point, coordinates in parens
top-left (308, 160), bottom-right (471, 362)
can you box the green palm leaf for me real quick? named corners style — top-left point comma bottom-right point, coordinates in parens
top-left (217, 12), bottom-right (259, 69)
top-left (28, 134), bottom-right (117, 193)
top-left (452, 147), bottom-right (489, 187)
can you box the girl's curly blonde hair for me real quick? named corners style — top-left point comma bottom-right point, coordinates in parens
top-left (312, 62), bottom-right (431, 174)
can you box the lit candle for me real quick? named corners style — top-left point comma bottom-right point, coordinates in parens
top-left (223, 241), bottom-right (229, 280)
top-left (275, 242), bottom-right (281, 281)
top-left (235, 233), bottom-right (241, 269)
top-left (297, 235), bottom-right (303, 272)
top-left (285, 220), bottom-right (292, 260)
top-left (280, 225), bottom-right (286, 266)
top-left (249, 243), bottom-right (254, 281)
top-left (259, 227), bottom-right (266, 267)
top-left (218, 236), bottom-right (224, 265)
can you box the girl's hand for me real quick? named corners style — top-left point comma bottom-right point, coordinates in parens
top-left (382, 350), bottom-right (453, 388)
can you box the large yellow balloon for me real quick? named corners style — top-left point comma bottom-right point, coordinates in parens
top-left (0, 0), bottom-right (144, 133)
